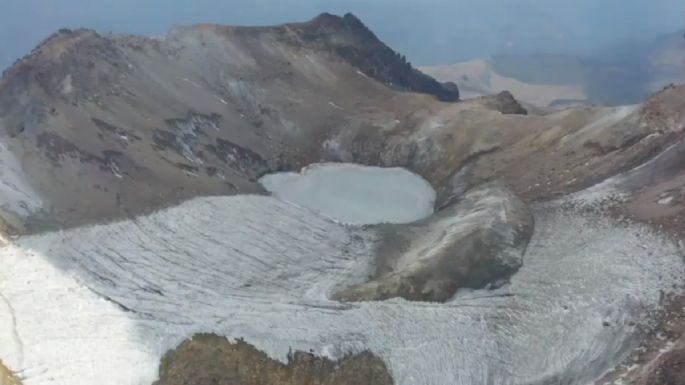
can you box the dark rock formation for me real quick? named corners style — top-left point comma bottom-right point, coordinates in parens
top-left (480, 91), bottom-right (528, 115)
top-left (154, 334), bottom-right (393, 385)
top-left (334, 182), bottom-right (533, 303)
top-left (294, 13), bottom-right (459, 102)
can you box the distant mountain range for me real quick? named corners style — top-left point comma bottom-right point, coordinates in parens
top-left (422, 31), bottom-right (684, 108)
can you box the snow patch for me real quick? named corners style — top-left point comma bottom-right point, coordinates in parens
top-left (60, 75), bottom-right (73, 95)
top-left (657, 196), bottom-right (675, 206)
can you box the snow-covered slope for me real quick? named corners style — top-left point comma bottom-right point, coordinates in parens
top-left (0, 191), bottom-right (681, 385)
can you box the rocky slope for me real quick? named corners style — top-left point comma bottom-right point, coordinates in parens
top-left (334, 182), bottom-right (533, 302)
top-left (1, 12), bottom-right (685, 385)
top-left (2, 14), bottom-right (684, 235)
top-left (0, 12), bottom-right (460, 234)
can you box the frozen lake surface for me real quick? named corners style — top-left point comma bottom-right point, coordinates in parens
top-left (259, 163), bottom-right (436, 225)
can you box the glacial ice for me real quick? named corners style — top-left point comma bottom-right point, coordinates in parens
top-left (259, 163), bottom-right (437, 225)
top-left (0, 190), bottom-right (682, 385)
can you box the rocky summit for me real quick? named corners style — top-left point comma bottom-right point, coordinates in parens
top-left (1, 12), bottom-right (685, 385)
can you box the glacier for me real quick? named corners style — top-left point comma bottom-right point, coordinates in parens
top-left (0, 188), bottom-right (682, 385)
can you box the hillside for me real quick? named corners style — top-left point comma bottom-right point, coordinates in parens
top-left (1, 13), bottom-right (685, 385)
top-left (0, 13), bottom-right (458, 234)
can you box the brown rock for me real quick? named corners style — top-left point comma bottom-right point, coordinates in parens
top-left (154, 334), bottom-right (393, 385)
top-left (0, 360), bottom-right (21, 385)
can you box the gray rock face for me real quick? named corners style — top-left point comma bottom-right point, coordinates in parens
top-left (301, 13), bottom-right (460, 102)
top-left (334, 182), bottom-right (534, 303)
top-left (0, 12), bottom-right (682, 235)
top-left (481, 91), bottom-right (528, 115)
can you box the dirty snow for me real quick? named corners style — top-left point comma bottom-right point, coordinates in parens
top-left (60, 75), bottom-right (73, 95)
top-left (0, 189), bottom-right (682, 385)
top-left (559, 105), bottom-right (638, 145)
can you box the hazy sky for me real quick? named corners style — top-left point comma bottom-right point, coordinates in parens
top-left (1, 0), bottom-right (683, 70)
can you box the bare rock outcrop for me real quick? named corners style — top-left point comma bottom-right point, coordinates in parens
top-left (480, 91), bottom-right (528, 115)
top-left (0, 12), bottom-right (683, 240)
top-left (154, 334), bottom-right (392, 385)
top-left (334, 182), bottom-right (533, 303)
top-left (296, 13), bottom-right (460, 102)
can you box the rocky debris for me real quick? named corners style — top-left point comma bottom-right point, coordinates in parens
top-left (334, 182), bottom-right (533, 302)
top-left (154, 334), bottom-right (393, 385)
top-left (206, 138), bottom-right (269, 179)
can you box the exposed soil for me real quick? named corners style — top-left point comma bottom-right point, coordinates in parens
top-left (154, 334), bottom-right (393, 385)
top-left (0, 360), bottom-right (20, 385)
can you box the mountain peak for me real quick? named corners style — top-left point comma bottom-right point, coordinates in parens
top-left (307, 12), bottom-right (377, 41)
top-left (300, 13), bottom-right (459, 101)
